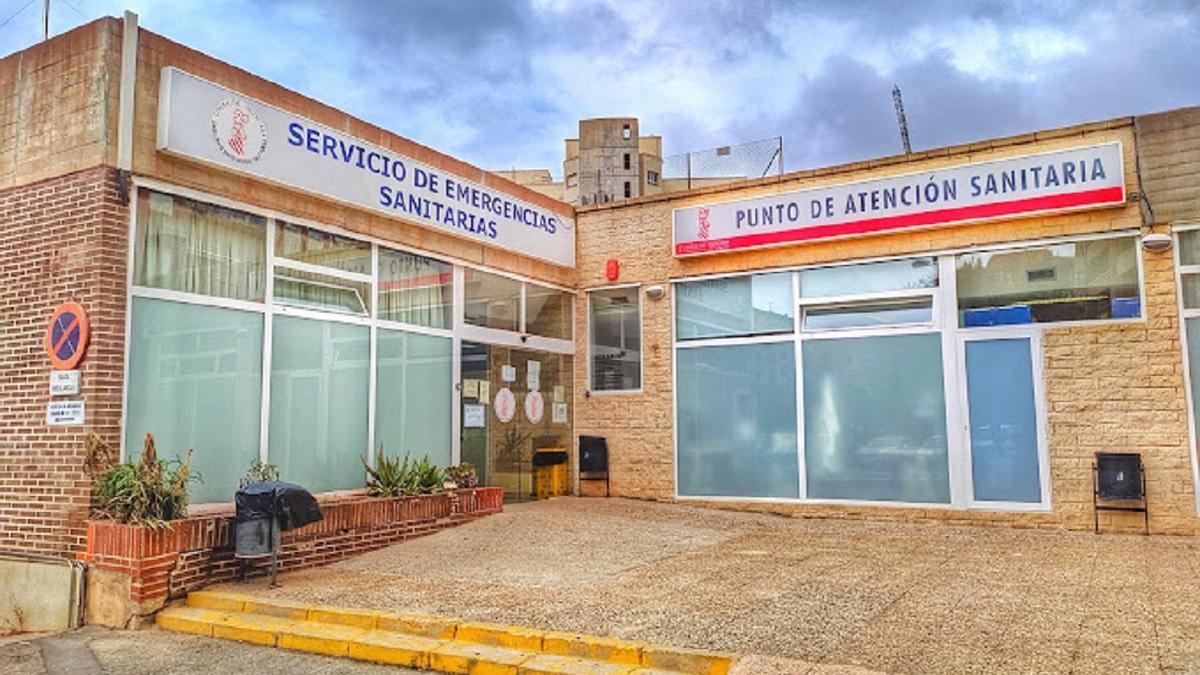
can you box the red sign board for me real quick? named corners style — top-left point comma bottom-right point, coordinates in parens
top-left (45, 302), bottom-right (90, 370)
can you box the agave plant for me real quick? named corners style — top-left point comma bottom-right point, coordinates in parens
top-left (363, 448), bottom-right (445, 496)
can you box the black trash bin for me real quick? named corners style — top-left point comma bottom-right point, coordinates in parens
top-left (234, 482), bottom-right (323, 585)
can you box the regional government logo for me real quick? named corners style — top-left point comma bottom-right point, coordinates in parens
top-left (211, 98), bottom-right (266, 164)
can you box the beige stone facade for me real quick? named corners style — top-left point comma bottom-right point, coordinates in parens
top-left (573, 116), bottom-right (1200, 535)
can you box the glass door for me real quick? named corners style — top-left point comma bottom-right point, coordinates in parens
top-left (958, 332), bottom-right (1048, 507)
top-left (460, 342), bottom-right (574, 502)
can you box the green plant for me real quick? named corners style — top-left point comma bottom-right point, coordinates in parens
top-left (92, 433), bottom-right (200, 528)
top-left (239, 458), bottom-right (280, 488)
top-left (363, 448), bottom-right (444, 497)
top-left (444, 462), bottom-right (479, 489)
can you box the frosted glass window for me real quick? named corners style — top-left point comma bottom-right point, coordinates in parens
top-left (677, 342), bottom-right (799, 498)
top-left (676, 272), bottom-right (793, 339)
top-left (799, 258), bottom-right (937, 298)
top-left (966, 339), bottom-right (1042, 503)
top-left (804, 333), bottom-right (950, 503)
top-left (134, 190), bottom-right (266, 301)
top-left (526, 284), bottom-right (573, 339)
top-left (268, 316), bottom-right (369, 493)
top-left (1187, 319), bottom-right (1200, 475)
top-left (378, 249), bottom-right (451, 328)
top-left (589, 287), bottom-right (641, 391)
top-left (463, 268), bottom-right (521, 331)
top-left (125, 298), bottom-right (263, 504)
top-left (957, 237), bottom-right (1140, 326)
top-left (275, 221), bottom-right (371, 275)
top-left (1180, 230), bottom-right (1200, 266)
top-left (376, 330), bottom-right (452, 467)
top-left (803, 299), bottom-right (933, 331)
top-left (1181, 275), bottom-right (1200, 310)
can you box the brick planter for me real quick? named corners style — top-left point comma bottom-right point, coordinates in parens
top-left (78, 487), bottom-right (503, 628)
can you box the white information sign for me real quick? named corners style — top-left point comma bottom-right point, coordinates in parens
top-left (47, 400), bottom-right (85, 426)
top-left (501, 365), bottom-right (517, 383)
top-left (464, 404), bottom-right (486, 428)
top-left (49, 370), bottom-right (80, 396)
top-left (674, 142), bottom-right (1125, 257)
top-left (526, 360), bottom-right (541, 391)
top-left (552, 402), bottom-right (568, 424)
top-left (157, 67), bottom-right (575, 267)
top-left (462, 379), bottom-right (479, 399)
top-left (478, 380), bottom-right (490, 403)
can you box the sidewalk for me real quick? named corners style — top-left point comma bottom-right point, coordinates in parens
top-left (216, 497), bottom-right (1200, 674)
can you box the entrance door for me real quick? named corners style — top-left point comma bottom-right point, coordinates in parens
top-left (958, 333), bottom-right (1049, 507)
top-left (459, 342), bottom-right (574, 502)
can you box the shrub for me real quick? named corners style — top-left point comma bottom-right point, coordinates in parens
top-left (444, 462), bottom-right (479, 489)
top-left (239, 458), bottom-right (281, 489)
top-left (363, 449), bottom-right (444, 497)
top-left (92, 433), bottom-right (200, 528)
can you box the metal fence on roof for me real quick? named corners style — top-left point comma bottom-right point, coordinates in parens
top-left (660, 136), bottom-right (783, 192)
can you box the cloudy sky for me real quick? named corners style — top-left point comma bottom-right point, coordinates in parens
top-left (2, 0), bottom-right (1197, 177)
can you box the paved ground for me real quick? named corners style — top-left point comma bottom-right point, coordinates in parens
top-left (0, 626), bottom-right (420, 674)
top-left (215, 497), bottom-right (1200, 674)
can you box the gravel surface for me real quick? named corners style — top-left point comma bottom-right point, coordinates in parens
top-left (219, 497), bottom-right (1200, 674)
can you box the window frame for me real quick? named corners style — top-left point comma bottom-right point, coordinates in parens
top-left (586, 283), bottom-right (643, 395)
top-left (122, 178), bottom-right (575, 506)
top-left (1173, 223), bottom-right (1200, 515)
top-left (670, 231), bottom-right (1141, 512)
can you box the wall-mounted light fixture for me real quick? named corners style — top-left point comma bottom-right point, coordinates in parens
top-left (1142, 233), bottom-right (1173, 253)
top-left (645, 285), bottom-right (666, 301)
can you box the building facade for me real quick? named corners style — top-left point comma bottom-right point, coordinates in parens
top-left (3, 17), bottom-right (1200, 563)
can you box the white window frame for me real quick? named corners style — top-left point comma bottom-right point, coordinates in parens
top-left (121, 178), bottom-right (574, 505)
top-left (670, 230), bottom-right (1144, 512)
top-left (586, 283), bottom-right (644, 395)
top-left (1173, 223), bottom-right (1200, 514)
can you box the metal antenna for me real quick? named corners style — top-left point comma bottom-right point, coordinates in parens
top-left (42, 0), bottom-right (48, 40)
top-left (892, 84), bottom-right (912, 155)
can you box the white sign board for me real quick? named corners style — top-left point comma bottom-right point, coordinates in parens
top-left (464, 404), bottom-right (486, 428)
top-left (501, 365), bottom-right (517, 383)
top-left (49, 370), bottom-right (80, 396)
top-left (524, 390), bottom-right (545, 424)
top-left (47, 400), bottom-right (85, 426)
top-left (157, 67), bottom-right (575, 267)
top-left (674, 142), bottom-right (1125, 257)
top-left (552, 402), bottom-right (568, 424)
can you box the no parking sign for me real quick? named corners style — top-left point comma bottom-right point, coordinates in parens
top-left (45, 302), bottom-right (90, 370)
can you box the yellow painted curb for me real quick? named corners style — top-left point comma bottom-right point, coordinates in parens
top-left (348, 630), bottom-right (443, 669)
top-left (160, 591), bottom-right (742, 674)
top-left (518, 653), bottom-right (638, 674)
top-left (429, 641), bottom-right (530, 675)
top-left (542, 631), bottom-right (644, 665)
top-left (456, 620), bottom-right (545, 651)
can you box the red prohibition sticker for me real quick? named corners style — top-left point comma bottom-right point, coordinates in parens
top-left (45, 302), bottom-right (90, 370)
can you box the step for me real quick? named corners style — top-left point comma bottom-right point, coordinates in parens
top-left (159, 591), bottom-right (739, 674)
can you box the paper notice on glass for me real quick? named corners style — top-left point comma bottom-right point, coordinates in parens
top-left (552, 402), bottom-right (568, 424)
top-left (501, 365), bottom-right (517, 382)
top-left (463, 379), bottom-right (479, 398)
top-left (527, 360), bottom-right (541, 391)
top-left (478, 380), bottom-right (490, 402)
top-left (464, 404), bottom-right (486, 428)
top-left (553, 385), bottom-right (564, 403)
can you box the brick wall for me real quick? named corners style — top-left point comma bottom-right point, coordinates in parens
top-left (572, 119), bottom-right (1200, 533)
top-left (1137, 107), bottom-right (1200, 224)
top-left (0, 166), bottom-right (129, 556)
top-left (80, 488), bottom-right (503, 628)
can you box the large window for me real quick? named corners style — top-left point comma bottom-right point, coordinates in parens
top-left (127, 187), bottom-right (573, 503)
top-left (134, 190), bottom-right (266, 301)
top-left (676, 272), bottom-right (793, 339)
top-left (124, 298), bottom-right (263, 504)
top-left (376, 330), bottom-right (452, 466)
top-left (379, 250), bottom-right (451, 328)
top-left (677, 342), bottom-right (798, 498)
top-left (589, 287), bottom-right (641, 391)
top-left (957, 236), bottom-right (1140, 326)
top-left (268, 316), bottom-right (369, 493)
top-left (803, 334), bottom-right (950, 503)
